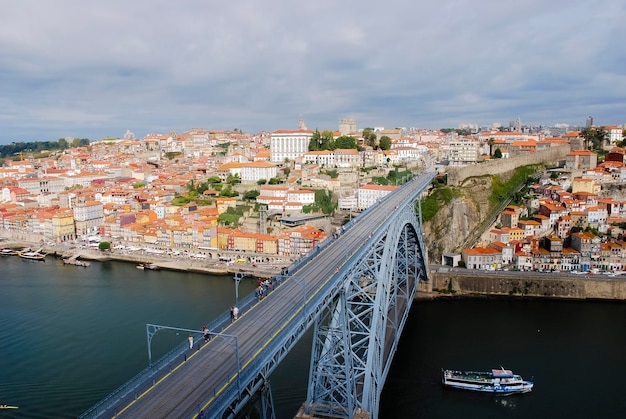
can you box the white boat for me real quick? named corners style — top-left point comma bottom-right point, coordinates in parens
top-left (18, 250), bottom-right (46, 261)
top-left (442, 367), bottom-right (533, 394)
top-left (0, 248), bottom-right (18, 256)
top-left (137, 263), bottom-right (158, 270)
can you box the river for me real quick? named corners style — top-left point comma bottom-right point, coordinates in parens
top-left (1, 256), bottom-right (625, 418)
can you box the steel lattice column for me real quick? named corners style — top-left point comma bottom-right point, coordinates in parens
top-left (304, 201), bottom-right (427, 418)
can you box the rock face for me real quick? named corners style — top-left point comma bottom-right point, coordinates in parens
top-left (422, 176), bottom-right (493, 264)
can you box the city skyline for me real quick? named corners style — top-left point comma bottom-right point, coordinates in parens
top-left (1, 0), bottom-right (624, 144)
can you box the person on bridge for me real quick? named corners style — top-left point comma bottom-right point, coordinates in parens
top-left (202, 325), bottom-right (209, 341)
top-left (233, 306), bottom-right (239, 320)
top-left (188, 334), bottom-right (193, 349)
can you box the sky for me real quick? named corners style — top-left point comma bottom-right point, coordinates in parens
top-left (1, 0), bottom-right (625, 144)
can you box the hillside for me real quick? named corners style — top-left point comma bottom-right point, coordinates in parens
top-left (422, 175), bottom-right (494, 263)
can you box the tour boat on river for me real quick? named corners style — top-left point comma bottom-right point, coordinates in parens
top-left (442, 367), bottom-right (534, 394)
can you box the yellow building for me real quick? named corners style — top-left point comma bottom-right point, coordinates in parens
top-left (52, 208), bottom-right (76, 242)
top-left (571, 177), bottom-right (600, 194)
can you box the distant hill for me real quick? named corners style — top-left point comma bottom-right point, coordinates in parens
top-left (0, 138), bottom-right (90, 159)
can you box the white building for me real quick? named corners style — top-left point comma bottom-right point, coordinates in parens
top-left (357, 184), bottom-right (398, 211)
top-left (447, 139), bottom-right (480, 166)
top-left (73, 200), bottom-right (104, 236)
top-left (270, 129), bottom-right (314, 164)
top-left (240, 161), bottom-right (278, 183)
top-left (303, 149), bottom-right (360, 168)
top-left (286, 189), bottom-right (315, 205)
top-left (606, 125), bottom-right (624, 146)
top-left (338, 195), bottom-right (358, 211)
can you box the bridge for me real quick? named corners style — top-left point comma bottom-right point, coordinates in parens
top-left (80, 170), bottom-right (435, 419)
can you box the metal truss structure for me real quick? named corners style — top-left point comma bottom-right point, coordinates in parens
top-left (304, 198), bottom-right (428, 418)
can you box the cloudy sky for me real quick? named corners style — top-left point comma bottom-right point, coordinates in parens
top-left (1, 0), bottom-right (624, 143)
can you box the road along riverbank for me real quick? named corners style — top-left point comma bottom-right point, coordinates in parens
top-left (1, 239), bottom-right (281, 278)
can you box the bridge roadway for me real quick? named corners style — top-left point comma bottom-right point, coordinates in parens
top-left (100, 172), bottom-right (434, 419)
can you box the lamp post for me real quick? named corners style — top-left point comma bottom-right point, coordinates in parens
top-left (233, 272), bottom-right (247, 307)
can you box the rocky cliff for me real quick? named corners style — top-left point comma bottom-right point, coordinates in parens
top-left (422, 176), bottom-right (494, 264)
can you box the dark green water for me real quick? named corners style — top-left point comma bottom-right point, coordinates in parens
top-left (1, 256), bottom-right (625, 418)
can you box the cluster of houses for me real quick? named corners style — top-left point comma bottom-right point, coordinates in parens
top-left (1, 118), bottom-right (625, 263)
top-left (460, 147), bottom-right (626, 272)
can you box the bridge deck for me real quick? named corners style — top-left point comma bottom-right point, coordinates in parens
top-left (90, 172), bottom-right (434, 419)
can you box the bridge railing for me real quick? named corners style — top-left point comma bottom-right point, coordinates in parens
top-left (78, 275), bottom-right (289, 419)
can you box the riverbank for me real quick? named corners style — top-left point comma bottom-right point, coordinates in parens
top-left (425, 267), bottom-right (626, 300)
top-left (1, 239), bottom-right (282, 279)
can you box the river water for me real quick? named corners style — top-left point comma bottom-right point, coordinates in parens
top-left (1, 256), bottom-right (625, 418)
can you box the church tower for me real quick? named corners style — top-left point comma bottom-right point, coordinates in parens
top-left (298, 114), bottom-right (307, 130)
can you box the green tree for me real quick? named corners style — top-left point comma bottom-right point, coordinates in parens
top-left (494, 148), bottom-right (503, 158)
top-left (379, 135), bottom-right (392, 150)
top-left (244, 190), bottom-right (260, 200)
top-left (362, 128), bottom-right (377, 148)
top-left (488, 138), bottom-right (495, 156)
top-left (581, 126), bottom-right (608, 151)
top-left (309, 130), bottom-right (322, 151)
top-left (257, 179), bottom-right (267, 185)
top-left (98, 242), bottom-right (111, 251)
top-left (314, 189), bottom-right (337, 215)
top-left (219, 186), bottom-right (239, 197)
top-left (334, 135), bottom-right (358, 149)
top-left (227, 173), bottom-right (241, 185)
top-left (207, 176), bottom-right (221, 185)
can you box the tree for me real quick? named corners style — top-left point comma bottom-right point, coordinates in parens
top-left (219, 186), bottom-right (239, 197)
top-left (257, 179), bottom-right (267, 185)
top-left (207, 176), bottom-right (221, 184)
top-left (244, 190), bottom-right (260, 200)
top-left (309, 130), bottom-right (322, 151)
top-left (227, 173), bottom-right (240, 185)
top-left (581, 126), bottom-right (608, 151)
top-left (334, 135), bottom-right (358, 150)
top-left (362, 128), bottom-right (377, 148)
top-left (494, 148), bottom-right (503, 158)
top-left (379, 135), bottom-right (392, 150)
top-left (314, 189), bottom-right (337, 215)
top-left (488, 138), bottom-right (495, 156)
top-left (98, 242), bottom-right (111, 251)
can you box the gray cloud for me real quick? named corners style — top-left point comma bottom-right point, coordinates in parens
top-left (0, 0), bottom-right (624, 143)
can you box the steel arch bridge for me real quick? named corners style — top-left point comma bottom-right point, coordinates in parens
top-left (80, 170), bottom-right (435, 419)
top-left (305, 195), bottom-right (426, 418)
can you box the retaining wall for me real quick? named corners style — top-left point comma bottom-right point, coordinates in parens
top-left (446, 145), bottom-right (571, 186)
top-left (423, 270), bottom-right (626, 300)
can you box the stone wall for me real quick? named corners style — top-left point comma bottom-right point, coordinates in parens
top-left (425, 270), bottom-right (626, 300)
top-left (446, 145), bottom-right (571, 186)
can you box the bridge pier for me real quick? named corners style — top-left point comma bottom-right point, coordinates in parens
top-left (294, 404), bottom-right (371, 419)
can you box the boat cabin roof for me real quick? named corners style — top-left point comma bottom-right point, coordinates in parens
top-left (492, 368), bottom-right (514, 377)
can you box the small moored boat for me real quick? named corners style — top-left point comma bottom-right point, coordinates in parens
top-left (442, 367), bottom-right (533, 394)
top-left (18, 250), bottom-right (46, 261)
top-left (0, 248), bottom-right (18, 256)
